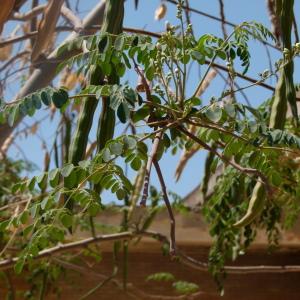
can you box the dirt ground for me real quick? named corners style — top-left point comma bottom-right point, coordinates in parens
top-left (1, 243), bottom-right (300, 300)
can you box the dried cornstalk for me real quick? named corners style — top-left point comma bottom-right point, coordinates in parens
top-left (266, 0), bottom-right (281, 45)
top-left (0, 0), bottom-right (15, 34)
top-left (31, 0), bottom-right (64, 61)
top-left (174, 69), bottom-right (217, 181)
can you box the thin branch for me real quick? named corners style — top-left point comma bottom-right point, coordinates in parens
top-left (10, 4), bottom-right (47, 21)
top-left (166, 0), bottom-right (279, 51)
top-left (292, 13), bottom-right (299, 43)
top-left (177, 125), bottom-right (272, 194)
top-left (1, 230), bottom-right (300, 274)
top-left (0, 51), bottom-right (29, 73)
top-left (218, 0), bottom-right (228, 38)
top-left (61, 4), bottom-right (83, 32)
top-left (0, 232), bottom-right (134, 270)
top-left (153, 160), bottom-right (176, 255)
top-left (140, 131), bottom-right (163, 206)
top-left (54, 257), bottom-right (204, 300)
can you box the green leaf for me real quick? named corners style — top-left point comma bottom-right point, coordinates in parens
top-left (146, 272), bottom-right (175, 282)
top-left (98, 34), bottom-right (111, 52)
top-left (23, 224), bottom-right (34, 237)
top-left (41, 197), bottom-right (53, 210)
top-left (248, 120), bottom-right (257, 133)
top-left (78, 160), bottom-right (91, 169)
top-left (102, 148), bottom-right (111, 162)
top-left (132, 106), bottom-right (150, 123)
top-left (116, 188), bottom-right (126, 200)
top-left (116, 62), bottom-right (126, 77)
top-left (145, 66), bottom-right (155, 81)
top-left (224, 103), bottom-right (236, 118)
top-left (52, 89), bottom-right (68, 108)
top-left (109, 142), bottom-right (123, 156)
top-left (40, 90), bottom-right (52, 106)
top-left (18, 102), bottom-right (28, 116)
top-left (19, 210), bottom-right (29, 225)
top-left (36, 173), bottom-right (48, 190)
top-left (49, 168), bottom-right (60, 188)
top-left (8, 105), bottom-right (19, 127)
top-left (114, 35), bottom-right (125, 51)
top-left (117, 102), bottom-right (130, 123)
top-left (130, 157), bottom-right (141, 171)
top-left (123, 136), bottom-right (137, 150)
top-left (14, 258), bottom-right (25, 274)
top-left (27, 177), bottom-right (36, 191)
top-left (30, 203), bottom-right (40, 218)
top-left (60, 213), bottom-right (73, 228)
top-left (60, 164), bottom-right (74, 177)
top-left (172, 281), bottom-right (199, 295)
top-left (88, 202), bottom-right (101, 216)
top-left (205, 105), bottom-right (222, 122)
top-left (101, 62), bottom-right (112, 76)
top-left (0, 220), bottom-right (10, 232)
top-left (64, 170), bottom-right (77, 188)
top-left (216, 50), bottom-right (226, 60)
top-left (271, 171), bottom-right (282, 186)
top-left (31, 94), bottom-right (42, 109)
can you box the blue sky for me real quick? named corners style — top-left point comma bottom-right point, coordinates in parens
top-left (3, 0), bottom-right (300, 202)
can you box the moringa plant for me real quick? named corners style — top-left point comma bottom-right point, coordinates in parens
top-left (0, 0), bottom-right (300, 297)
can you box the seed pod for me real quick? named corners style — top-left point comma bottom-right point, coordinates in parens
top-left (195, 69), bottom-right (217, 97)
top-left (236, 0), bottom-right (297, 229)
top-left (233, 182), bottom-right (266, 228)
top-left (154, 3), bottom-right (167, 21)
top-left (175, 143), bottom-right (201, 182)
top-left (68, 0), bottom-right (125, 208)
top-left (128, 162), bottom-right (147, 221)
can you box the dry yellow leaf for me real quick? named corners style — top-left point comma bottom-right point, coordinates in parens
top-left (60, 69), bottom-right (83, 90)
top-left (0, 0), bottom-right (15, 34)
top-left (31, 0), bottom-right (64, 61)
top-left (43, 151), bottom-right (50, 172)
top-left (154, 3), bottom-right (167, 21)
top-left (30, 123), bottom-right (38, 134)
top-left (175, 143), bottom-right (201, 182)
top-left (0, 40), bottom-right (12, 61)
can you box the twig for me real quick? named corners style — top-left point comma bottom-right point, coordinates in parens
top-left (0, 51), bottom-right (29, 73)
top-left (292, 13), bottom-right (299, 43)
top-left (140, 130), bottom-right (163, 206)
top-left (10, 4), bottom-right (47, 21)
top-left (55, 257), bottom-right (204, 299)
top-left (1, 230), bottom-right (300, 274)
top-left (177, 125), bottom-right (272, 193)
top-left (166, 0), bottom-right (279, 51)
top-left (218, 0), bottom-right (228, 38)
top-left (61, 4), bottom-right (83, 32)
top-left (153, 160), bottom-right (176, 255)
